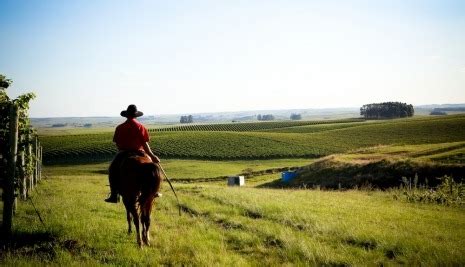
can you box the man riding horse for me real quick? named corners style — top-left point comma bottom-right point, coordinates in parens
top-left (105, 104), bottom-right (161, 203)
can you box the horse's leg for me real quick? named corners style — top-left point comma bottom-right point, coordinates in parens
top-left (144, 211), bottom-right (151, 246)
top-left (126, 209), bottom-right (132, 234)
top-left (141, 212), bottom-right (148, 246)
top-left (142, 197), bottom-right (155, 246)
top-left (141, 208), bottom-right (150, 246)
top-left (122, 199), bottom-right (132, 235)
top-left (140, 197), bottom-right (148, 245)
top-left (130, 206), bottom-right (142, 247)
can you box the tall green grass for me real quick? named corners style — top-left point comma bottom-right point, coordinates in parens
top-left (2, 163), bottom-right (465, 265)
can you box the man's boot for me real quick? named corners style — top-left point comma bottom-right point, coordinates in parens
top-left (105, 192), bottom-right (120, 203)
top-left (106, 156), bottom-right (121, 203)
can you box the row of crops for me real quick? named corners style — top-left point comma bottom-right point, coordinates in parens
top-left (148, 118), bottom-right (365, 132)
top-left (42, 132), bottom-right (332, 164)
top-left (41, 115), bottom-right (465, 164)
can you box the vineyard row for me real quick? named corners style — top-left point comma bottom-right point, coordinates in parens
top-left (148, 118), bottom-right (365, 132)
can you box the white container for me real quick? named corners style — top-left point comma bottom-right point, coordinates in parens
top-left (228, 176), bottom-right (245, 186)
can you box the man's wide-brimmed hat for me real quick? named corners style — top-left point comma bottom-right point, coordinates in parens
top-left (121, 104), bottom-right (143, 118)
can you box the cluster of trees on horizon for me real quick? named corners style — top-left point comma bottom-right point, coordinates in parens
top-left (257, 114), bottom-right (275, 121)
top-left (290, 113), bottom-right (302, 120)
top-left (180, 115), bottom-right (193, 123)
top-left (360, 102), bottom-right (414, 119)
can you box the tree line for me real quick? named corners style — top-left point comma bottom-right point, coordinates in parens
top-left (360, 102), bottom-right (414, 119)
top-left (290, 113), bottom-right (302, 120)
top-left (180, 115), bottom-right (193, 123)
top-left (257, 114), bottom-right (275, 121)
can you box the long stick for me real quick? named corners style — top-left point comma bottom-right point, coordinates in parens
top-left (157, 163), bottom-right (181, 216)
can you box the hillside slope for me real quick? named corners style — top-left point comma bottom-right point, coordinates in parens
top-left (41, 115), bottom-right (465, 164)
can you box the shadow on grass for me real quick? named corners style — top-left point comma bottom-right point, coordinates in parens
top-left (92, 169), bottom-right (109, 175)
top-left (0, 231), bottom-right (58, 260)
top-left (256, 178), bottom-right (286, 189)
top-left (0, 230), bottom-right (101, 262)
top-left (259, 159), bottom-right (465, 190)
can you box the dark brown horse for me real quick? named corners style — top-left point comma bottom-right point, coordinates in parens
top-left (119, 152), bottom-right (162, 247)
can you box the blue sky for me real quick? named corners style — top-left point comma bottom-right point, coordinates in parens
top-left (1, 0), bottom-right (464, 117)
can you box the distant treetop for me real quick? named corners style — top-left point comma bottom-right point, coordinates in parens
top-left (360, 102), bottom-right (414, 119)
top-left (257, 114), bottom-right (275, 121)
top-left (290, 113), bottom-right (302, 120)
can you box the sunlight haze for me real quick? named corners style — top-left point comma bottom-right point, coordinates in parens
top-left (1, 0), bottom-right (464, 117)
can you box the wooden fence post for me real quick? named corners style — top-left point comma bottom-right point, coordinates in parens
top-left (2, 104), bottom-right (19, 238)
top-left (34, 136), bottom-right (38, 186)
top-left (26, 134), bottom-right (33, 197)
top-left (19, 135), bottom-right (27, 200)
top-left (38, 144), bottom-right (42, 181)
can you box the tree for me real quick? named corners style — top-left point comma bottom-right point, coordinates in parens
top-left (263, 114), bottom-right (274, 121)
top-left (0, 74), bottom-right (36, 238)
top-left (0, 74), bottom-right (12, 102)
top-left (360, 102), bottom-right (414, 119)
top-left (257, 114), bottom-right (274, 121)
top-left (180, 115), bottom-right (193, 123)
top-left (290, 113), bottom-right (302, 120)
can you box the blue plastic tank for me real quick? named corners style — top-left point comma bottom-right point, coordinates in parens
top-left (282, 171), bottom-right (297, 182)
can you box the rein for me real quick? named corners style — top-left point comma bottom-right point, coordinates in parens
top-left (157, 163), bottom-right (181, 216)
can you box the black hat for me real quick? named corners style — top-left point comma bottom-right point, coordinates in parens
top-left (121, 104), bottom-right (143, 118)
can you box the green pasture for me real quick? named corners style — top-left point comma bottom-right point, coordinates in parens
top-left (46, 158), bottom-right (312, 180)
top-left (337, 141), bottom-right (465, 164)
top-left (148, 118), bottom-right (365, 132)
top-left (258, 120), bottom-right (377, 133)
top-left (40, 114), bottom-right (465, 163)
top-left (3, 115), bottom-right (464, 265)
top-left (2, 161), bottom-right (465, 265)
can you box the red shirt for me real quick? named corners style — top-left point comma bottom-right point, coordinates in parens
top-left (113, 118), bottom-right (149, 151)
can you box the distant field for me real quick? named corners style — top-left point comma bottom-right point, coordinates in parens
top-left (148, 118), bottom-right (365, 132)
top-left (40, 115), bottom-right (465, 164)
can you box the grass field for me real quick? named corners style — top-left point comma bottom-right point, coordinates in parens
top-left (46, 158), bottom-right (312, 180)
top-left (2, 115), bottom-right (465, 265)
top-left (2, 161), bottom-right (465, 265)
top-left (41, 115), bottom-right (465, 163)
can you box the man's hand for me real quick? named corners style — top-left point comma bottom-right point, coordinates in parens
top-left (150, 154), bottom-right (160, 163)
